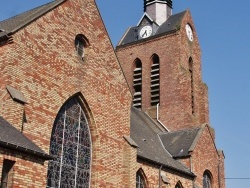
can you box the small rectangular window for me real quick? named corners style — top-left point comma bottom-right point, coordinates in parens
top-left (1, 159), bottom-right (15, 188)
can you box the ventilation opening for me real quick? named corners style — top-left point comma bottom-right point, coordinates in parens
top-left (151, 55), bottom-right (160, 106)
top-left (133, 59), bottom-right (142, 108)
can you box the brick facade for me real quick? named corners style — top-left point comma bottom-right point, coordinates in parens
top-left (0, 1), bottom-right (225, 188)
top-left (0, 0), bottom-right (133, 187)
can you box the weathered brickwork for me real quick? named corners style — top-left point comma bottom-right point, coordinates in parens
top-left (116, 8), bottom-right (225, 188)
top-left (191, 126), bottom-right (222, 188)
top-left (137, 159), bottom-right (193, 188)
top-left (0, 0), bottom-right (134, 187)
top-left (0, 1), bottom-right (225, 188)
top-left (116, 10), bottom-right (209, 131)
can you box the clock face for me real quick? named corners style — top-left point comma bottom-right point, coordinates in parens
top-left (140, 25), bottom-right (153, 38)
top-left (185, 24), bottom-right (193, 41)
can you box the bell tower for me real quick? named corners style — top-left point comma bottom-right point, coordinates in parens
top-left (116, 1), bottom-right (209, 131)
top-left (143, 0), bottom-right (172, 26)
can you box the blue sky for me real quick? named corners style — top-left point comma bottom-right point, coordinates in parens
top-left (1, 0), bottom-right (250, 187)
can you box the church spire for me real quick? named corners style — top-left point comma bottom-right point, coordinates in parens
top-left (143, 0), bottom-right (173, 26)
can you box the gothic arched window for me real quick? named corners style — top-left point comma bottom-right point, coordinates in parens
top-left (203, 171), bottom-right (212, 188)
top-left (175, 181), bottom-right (183, 188)
top-left (136, 169), bottom-right (146, 188)
top-left (47, 97), bottom-right (92, 188)
top-left (133, 58), bottom-right (142, 108)
top-left (150, 54), bottom-right (160, 106)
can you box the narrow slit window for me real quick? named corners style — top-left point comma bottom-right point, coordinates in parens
top-left (189, 57), bottom-right (195, 115)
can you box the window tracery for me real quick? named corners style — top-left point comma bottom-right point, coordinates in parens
top-left (47, 97), bottom-right (91, 188)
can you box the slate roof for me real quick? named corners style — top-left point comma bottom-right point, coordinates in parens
top-left (117, 10), bottom-right (186, 47)
top-left (0, 116), bottom-right (52, 160)
top-left (130, 107), bottom-right (194, 177)
top-left (0, 0), bottom-right (65, 38)
top-left (159, 127), bottom-right (201, 158)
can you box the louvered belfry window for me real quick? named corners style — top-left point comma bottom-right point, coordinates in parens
top-left (133, 59), bottom-right (142, 108)
top-left (47, 97), bottom-right (91, 188)
top-left (151, 54), bottom-right (160, 106)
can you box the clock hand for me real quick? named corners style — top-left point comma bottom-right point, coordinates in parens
top-left (142, 30), bottom-right (147, 37)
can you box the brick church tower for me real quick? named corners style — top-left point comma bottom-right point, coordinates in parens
top-left (116, 0), bottom-right (209, 131)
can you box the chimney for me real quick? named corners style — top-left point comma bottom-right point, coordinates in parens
top-left (144, 0), bottom-right (172, 26)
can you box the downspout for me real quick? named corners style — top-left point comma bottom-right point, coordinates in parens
top-left (159, 165), bottom-right (163, 188)
top-left (157, 103), bottom-right (170, 132)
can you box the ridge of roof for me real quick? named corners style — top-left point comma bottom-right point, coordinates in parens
top-left (0, 0), bottom-right (65, 38)
top-left (137, 12), bottom-right (155, 26)
top-left (117, 10), bottom-right (187, 47)
top-left (0, 116), bottom-right (52, 160)
top-left (130, 107), bottom-right (194, 177)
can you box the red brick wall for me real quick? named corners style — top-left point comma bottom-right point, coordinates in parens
top-left (137, 159), bottom-right (193, 188)
top-left (191, 126), bottom-right (225, 188)
top-left (116, 10), bottom-right (209, 131)
top-left (0, 0), bottom-right (133, 187)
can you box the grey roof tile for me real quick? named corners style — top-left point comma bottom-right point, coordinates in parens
top-left (117, 10), bottom-right (187, 47)
top-left (131, 107), bottom-right (194, 176)
top-left (0, 116), bottom-right (52, 160)
top-left (159, 127), bottom-right (200, 158)
top-left (0, 0), bottom-right (65, 38)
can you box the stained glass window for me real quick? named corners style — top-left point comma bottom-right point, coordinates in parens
top-left (203, 171), bottom-right (212, 188)
top-left (47, 97), bottom-right (91, 188)
top-left (175, 181), bottom-right (183, 188)
top-left (136, 170), bottom-right (146, 188)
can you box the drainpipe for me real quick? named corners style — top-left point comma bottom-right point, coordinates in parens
top-left (159, 165), bottom-right (163, 188)
top-left (157, 103), bottom-right (170, 132)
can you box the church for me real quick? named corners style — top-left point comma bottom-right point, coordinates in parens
top-left (0, 0), bottom-right (225, 187)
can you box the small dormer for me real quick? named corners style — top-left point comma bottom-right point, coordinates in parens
top-left (144, 0), bottom-right (172, 26)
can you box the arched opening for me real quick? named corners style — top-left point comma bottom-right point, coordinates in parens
top-left (175, 181), bottom-right (183, 188)
top-left (133, 58), bottom-right (142, 109)
top-left (75, 34), bottom-right (89, 61)
top-left (203, 170), bottom-right (213, 188)
top-left (136, 169), bottom-right (147, 188)
top-left (150, 54), bottom-right (160, 106)
top-left (47, 96), bottom-right (92, 187)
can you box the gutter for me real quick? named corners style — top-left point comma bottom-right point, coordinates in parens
top-left (138, 155), bottom-right (195, 179)
top-left (0, 140), bottom-right (53, 160)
